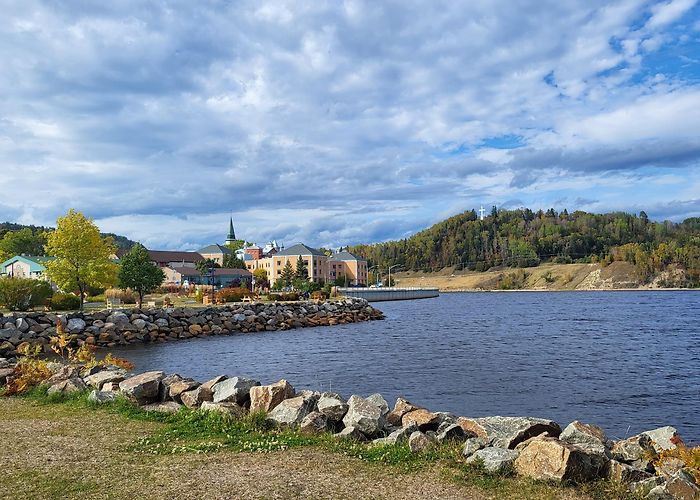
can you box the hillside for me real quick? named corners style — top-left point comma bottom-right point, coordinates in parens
top-left (0, 222), bottom-right (137, 260)
top-left (350, 208), bottom-right (700, 288)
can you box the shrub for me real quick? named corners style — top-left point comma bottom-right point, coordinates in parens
top-left (310, 291), bottom-right (327, 300)
top-left (50, 293), bottom-right (81, 311)
top-left (497, 270), bottom-right (529, 290)
top-left (2, 343), bottom-right (52, 395)
top-left (269, 292), bottom-right (299, 302)
top-left (0, 277), bottom-right (34, 311)
top-left (216, 287), bottom-right (253, 303)
top-left (105, 288), bottom-right (136, 304)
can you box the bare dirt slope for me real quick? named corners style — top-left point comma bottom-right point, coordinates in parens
top-left (393, 262), bottom-right (647, 291)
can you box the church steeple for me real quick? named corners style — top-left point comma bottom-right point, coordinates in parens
top-left (225, 217), bottom-right (236, 244)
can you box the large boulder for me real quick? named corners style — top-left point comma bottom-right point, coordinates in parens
top-left (366, 393), bottom-right (389, 416)
top-left (180, 385), bottom-right (213, 408)
top-left (514, 437), bottom-right (607, 483)
top-left (165, 376), bottom-right (199, 401)
top-left (386, 398), bottom-right (423, 426)
top-left (316, 392), bottom-right (348, 422)
top-left (83, 368), bottom-right (126, 390)
top-left (466, 447), bottom-right (519, 474)
top-left (457, 416), bottom-right (561, 449)
top-left (642, 426), bottom-right (685, 452)
top-left (560, 420), bottom-right (609, 453)
top-left (66, 318), bottom-right (86, 333)
top-left (408, 431), bottom-right (436, 453)
top-left (606, 459), bottom-right (652, 483)
top-left (88, 390), bottom-right (117, 404)
top-left (334, 426), bottom-right (368, 442)
top-left (119, 371), bottom-right (165, 405)
top-left (249, 379), bottom-right (294, 413)
top-left (611, 433), bottom-right (656, 471)
top-left (47, 377), bottom-right (87, 395)
top-left (106, 312), bottom-right (130, 326)
top-left (267, 395), bottom-right (316, 427)
top-left (200, 401), bottom-right (247, 418)
top-left (372, 424), bottom-right (418, 446)
top-left (342, 395), bottom-right (386, 437)
top-left (140, 402), bottom-right (182, 414)
top-left (300, 411), bottom-right (330, 435)
top-left (212, 377), bottom-right (260, 405)
top-left (437, 423), bottom-right (468, 443)
top-left (663, 469), bottom-right (700, 499)
top-left (201, 375), bottom-right (227, 392)
top-left (402, 408), bottom-right (441, 431)
top-left (0, 367), bottom-right (15, 385)
top-left (463, 437), bottom-right (489, 458)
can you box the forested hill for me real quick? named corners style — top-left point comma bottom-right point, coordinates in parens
top-left (0, 222), bottom-right (137, 260)
top-left (349, 208), bottom-right (700, 285)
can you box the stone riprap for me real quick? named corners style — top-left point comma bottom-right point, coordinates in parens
top-left (0, 360), bottom-right (697, 500)
top-left (0, 298), bottom-right (384, 358)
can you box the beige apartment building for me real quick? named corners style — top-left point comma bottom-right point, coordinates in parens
top-left (245, 243), bottom-right (368, 287)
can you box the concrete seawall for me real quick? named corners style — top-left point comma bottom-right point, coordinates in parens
top-left (337, 287), bottom-right (439, 302)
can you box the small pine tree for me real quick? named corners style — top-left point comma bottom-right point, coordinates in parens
top-left (295, 255), bottom-right (308, 281)
top-left (117, 243), bottom-right (165, 307)
top-left (280, 260), bottom-right (295, 287)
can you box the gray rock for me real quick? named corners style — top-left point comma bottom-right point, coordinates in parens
top-left (107, 312), bottom-right (130, 325)
top-left (642, 426), bottom-right (684, 453)
top-left (462, 437), bottom-right (488, 457)
top-left (140, 401), bottom-right (182, 414)
top-left (382, 424), bottom-right (418, 445)
top-left (87, 390), bottom-right (117, 404)
top-left (180, 385), bottom-right (213, 408)
top-left (386, 398), bottom-right (423, 427)
top-left (212, 376), bottom-right (260, 404)
top-left (646, 484), bottom-right (673, 500)
top-left (334, 426), bottom-right (368, 442)
top-left (515, 437), bottom-right (607, 483)
top-left (300, 411), bottom-right (330, 435)
top-left (267, 395), bottom-right (316, 426)
top-left (15, 318), bottom-right (29, 332)
top-left (560, 420), bottom-right (609, 453)
top-left (200, 401), bottom-right (247, 418)
top-left (342, 394), bottom-right (386, 437)
top-left (466, 447), bottom-right (519, 474)
top-left (119, 371), bottom-right (164, 405)
top-left (232, 313), bottom-right (246, 322)
top-left (457, 416), bottom-right (562, 449)
top-left (663, 469), bottom-right (699, 499)
top-left (201, 375), bottom-right (227, 392)
top-left (408, 431), bottom-right (436, 453)
top-left (317, 392), bottom-right (348, 422)
top-left (83, 368), bottom-right (126, 390)
top-left (0, 367), bottom-right (14, 384)
top-left (611, 434), bottom-right (656, 471)
top-left (168, 378), bottom-right (200, 401)
top-left (629, 476), bottom-right (665, 497)
top-left (437, 423), bottom-right (468, 443)
top-left (155, 318), bottom-right (169, 327)
top-left (132, 318), bottom-right (147, 330)
top-left (606, 459), bottom-right (652, 483)
top-left (47, 377), bottom-right (87, 395)
top-left (366, 393), bottom-right (390, 416)
top-left (66, 318), bottom-right (86, 333)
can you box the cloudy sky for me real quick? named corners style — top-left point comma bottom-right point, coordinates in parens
top-left (1, 1), bottom-right (699, 250)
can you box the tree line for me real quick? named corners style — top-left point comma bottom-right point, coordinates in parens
top-left (348, 208), bottom-right (700, 287)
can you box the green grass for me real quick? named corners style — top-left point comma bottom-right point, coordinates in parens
top-left (17, 387), bottom-right (638, 499)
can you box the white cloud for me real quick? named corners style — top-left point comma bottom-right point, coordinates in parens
top-left (646, 0), bottom-right (697, 30)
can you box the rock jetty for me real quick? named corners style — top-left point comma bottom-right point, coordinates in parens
top-left (0, 298), bottom-right (384, 358)
top-left (0, 359), bottom-right (697, 500)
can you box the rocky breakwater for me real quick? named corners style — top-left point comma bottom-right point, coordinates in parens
top-left (1, 359), bottom-right (697, 500)
top-left (0, 298), bottom-right (384, 358)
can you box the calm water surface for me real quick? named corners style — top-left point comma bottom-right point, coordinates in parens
top-left (111, 291), bottom-right (700, 442)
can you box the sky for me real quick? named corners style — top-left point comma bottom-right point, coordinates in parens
top-left (1, 0), bottom-right (699, 250)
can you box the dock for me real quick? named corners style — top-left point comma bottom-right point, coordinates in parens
top-left (337, 287), bottom-right (439, 302)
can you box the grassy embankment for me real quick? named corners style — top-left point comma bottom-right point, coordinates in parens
top-left (0, 388), bottom-right (636, 500)
top-left (393, 261), bottom-right (676, 292)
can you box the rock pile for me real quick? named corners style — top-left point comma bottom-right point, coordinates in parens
top-left (0, 298), bottom-right (384, 357)
top-left (0, 359), bottom-right (697, 500)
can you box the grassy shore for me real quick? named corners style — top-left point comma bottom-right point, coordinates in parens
top-left (0, 389), bottom-right (637, 500)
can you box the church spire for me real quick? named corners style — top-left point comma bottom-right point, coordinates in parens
top-left (225, 217), bottom-right (236, 244)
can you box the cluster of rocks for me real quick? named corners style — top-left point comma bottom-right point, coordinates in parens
top-left (0, 360), bottom-right (696, 500)
top-left (0, 298), bottom-right (384, 357)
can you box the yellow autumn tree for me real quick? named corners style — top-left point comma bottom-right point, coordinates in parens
top-left (45, 209), bottom-right (118, 310)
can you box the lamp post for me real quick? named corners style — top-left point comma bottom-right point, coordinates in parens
top-left (368, 265), bottom-right (380, 287)
top-left (388, 264), bottom-right (402, 288)
top-left (208, 266), bottom-right (216, 304)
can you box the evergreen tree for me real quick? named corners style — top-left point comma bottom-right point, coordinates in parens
top-left (280, 260), bottom-right (294, 287)
top-left (294, 255), bottom-right (308, 281)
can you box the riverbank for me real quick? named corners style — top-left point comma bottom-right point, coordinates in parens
top-left (1, 358), bottom-right (697, 499)
top-left (0, 396), bottom-right (619, 500)
top-left (0, 298), bottom-right (384, 358)
top-left (394, 262), bottom-right (698, 291)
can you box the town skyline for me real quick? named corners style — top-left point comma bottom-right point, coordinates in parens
top-left (1, 1), bottom-right (699, 250)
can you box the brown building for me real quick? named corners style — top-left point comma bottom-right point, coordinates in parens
top-left (148, 250), bottom-right (203, 268)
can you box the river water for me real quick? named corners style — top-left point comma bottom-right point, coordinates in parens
top-left (111, 291), bottom-right (700, 443)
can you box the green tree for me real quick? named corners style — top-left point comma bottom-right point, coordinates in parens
top-left (0, 228), bottom-right (47, 261)
top-left (222, 253), bottom-right (247, 269)
top-left (280, 260), bottom-right (294, 287)
top-left (0, 277), bottom-right (53, 311)
top-left (196, 258), bottom-right (220, 275)
top-left (117, 244), bottom-right (165, 307)
top-left (224, 240), bottom-right (246, 252)
top-left (44, 210), bottom-right (117, 310)
top-left (294, 256), bottom-right (308, 281)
